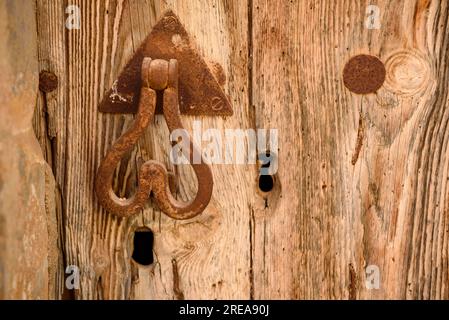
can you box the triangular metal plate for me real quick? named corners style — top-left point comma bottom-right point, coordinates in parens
top-left (98, 10), bottom-right (232, 116)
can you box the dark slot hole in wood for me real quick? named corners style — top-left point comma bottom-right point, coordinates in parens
top-left (259, 174), bottom-right (274, 192)
top-left (132, 228), bottom-right (154, 266)
top-left (258, 151), bottom-right (275, 193)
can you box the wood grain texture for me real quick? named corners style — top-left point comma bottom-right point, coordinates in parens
top-left (251, 0), bottom-right (449, 299)
top-left (32, 0), bottom-right (449, 299)
top-left (34, 0), bottom-right (69, 300)
top-left (34, 0), bottom-right (252, 299)
top-left (0, 0), bottom-right (56, 299)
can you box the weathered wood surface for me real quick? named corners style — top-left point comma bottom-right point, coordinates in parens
top-left (0, 0), bottom-right (59, 299)
top-left (251, 0), bottom-right (449, 299)
top-left (31, 0), bottom-right (449, 299)
top-left (35, 0), bottom-right (251, 299)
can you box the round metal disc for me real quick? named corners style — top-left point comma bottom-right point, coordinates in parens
top-left (343, 54), bottom-right (386, 94)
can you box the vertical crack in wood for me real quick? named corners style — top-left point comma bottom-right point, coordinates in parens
top-left (247, 0), bottom-right (255, 300)
top-left (172, 258), bottom-right (184, 300)
top-left (249, 206), bottom-right (255, 299)
top-left (96, 276), bottom-right (104, 300)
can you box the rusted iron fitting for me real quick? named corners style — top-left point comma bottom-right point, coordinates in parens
top-left (95, 58), bottom-right (213, 219)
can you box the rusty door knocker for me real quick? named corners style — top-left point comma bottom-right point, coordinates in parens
top-left (96, 58), bottom-right (213, 219)
top-left (95, 11), bottom-right (232, 219)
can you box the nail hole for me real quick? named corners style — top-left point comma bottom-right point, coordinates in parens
top-left (258, 151), bottom-right (275, 193)
top-left (132, 228), bottom-right (154, 266)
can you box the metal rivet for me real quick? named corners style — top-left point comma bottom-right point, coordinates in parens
top-left (343, 54), bottom-right (385, 94)
top-left (39, 71), bottom-right (58, 93)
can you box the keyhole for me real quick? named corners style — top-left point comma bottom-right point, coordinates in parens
top-left (258, 151), bottom-right (275, 193)
top-left (132, 228), bottom-right (154, 266)
top-left (259, 174), bottom-right (274, 192)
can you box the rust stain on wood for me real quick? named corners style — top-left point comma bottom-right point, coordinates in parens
top-left (351, 115), bottom-right (365, 165)
top-left (348, 263), bottom-right (357, 300)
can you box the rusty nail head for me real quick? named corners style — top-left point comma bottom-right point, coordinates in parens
top-left (343, 54), bottom-right (386, 94)
top-left (39, 71), bottom-right (58, 93)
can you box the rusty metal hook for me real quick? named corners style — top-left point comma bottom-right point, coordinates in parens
top-left (95, 58), bottom-right (213, 219)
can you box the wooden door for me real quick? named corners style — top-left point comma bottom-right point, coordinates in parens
top-left (1, 0), bottom-right (448, 299)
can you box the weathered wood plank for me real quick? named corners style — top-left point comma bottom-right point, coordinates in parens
top-left (34, 0), bottom-right (252, 299)
top-left (0, 0), bottom-right (55, 299)
top-left (34, 0), bottom-right (69, 300)
top-left (251, 0), bottom-right (449, 299)
top-left (126, 0), bottom-right (252, 300)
